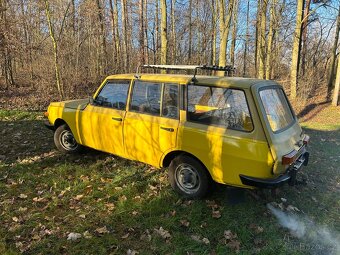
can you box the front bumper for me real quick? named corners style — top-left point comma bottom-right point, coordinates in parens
top-left (239, 151), bottom-right (310, 189)
top-left (44, 120), bottom-right (55, 131)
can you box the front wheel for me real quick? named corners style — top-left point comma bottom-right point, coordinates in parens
top-left (54, 124), bottom-right (82, 154)
top-left (169, 155), bottom-right (210, 199)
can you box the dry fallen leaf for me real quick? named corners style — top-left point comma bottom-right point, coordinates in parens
top-left (202, 237), bottom-right (210, 245)
top-left (212, 210), bottom-right (221, 219)
top-left (154, 227), bottom-right (171, 239)
top-left (227, 239), bottom-right (240, 253)
top-left (105, 203), bottom-right (115, 211)
top-left (121, 233), bottom-right (130, 239)
top-left (140, 230), bottom-right (152, 242)
top-left (224, 230), bottom-right (237, 240)
top-left (18, 194), bottom-right (27, 199)
top-left (95, 226), bottom-right (109, 234)
top-left (126, 249), bottom-right (138, 255)
top-left (223, 230), bottom-right (240, 253)
top-left (67, 232), bottom-right (82, 241)
top-left (83, 231), bottom-right (92, 239)
top-left (74, 194), bottom-right (84, 201)
top-left (180, 219), bottom-right (190, 227)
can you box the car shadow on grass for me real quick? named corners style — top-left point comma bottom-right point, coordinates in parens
top-left (1, 117), bottom-right (339, 254)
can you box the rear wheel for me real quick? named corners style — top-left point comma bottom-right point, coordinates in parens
top-left (169, 155), bottom-right (210, 199)
top-left (54, 124), bottom-right (82, 154)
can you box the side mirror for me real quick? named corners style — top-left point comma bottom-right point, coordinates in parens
top-left (89, 96), bottom-right (94, 105)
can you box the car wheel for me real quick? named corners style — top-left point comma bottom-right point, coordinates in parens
top-left (169, 155), bottom-right (210, 199)
top-left (54, 124), bottom-right (82, 154)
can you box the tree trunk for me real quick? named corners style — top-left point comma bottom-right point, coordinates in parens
top-left (327, 5), bottom-right (340, 93)
top-left (255, 0), bottom-right (261, 76)
top-left (266, 0), bottom-right (276, 80)
top-left (290, 0), bottom-right (304, 100)
top-left (139, 0), bottom-right (145, 65)
top-left (258, 0), bottom-right (267, 79)
top-left (301, 0), bottom-right (311, 76)
top-left (109, 0), bottom-right (120, 70)
top-left (44, 0), bottom-right (63, 99)
top-left (155, 0), bottom-right (159, 64)
top-left (210, 0), bottom-right (217, 65)
top-left (332, 55), bottom-right (340, 106)
top-left (171, 0), bottom-right (176, 64)
top-left (144, 0), bottom-right (149, 64)
top-left (243, 0), bottom-right (250, 77)
top-left (121, 0), bottom-right (128, 72)
top-left (230, 0), bottom-right (238, 67)
top-left (160, 0), bottom-right (167, 71)
top-left (218, 0), bottom-right (234, 76)
top-left (188, 0), bottom-right (192, 63)
top-left (95, 0), bottom-right (107, 75)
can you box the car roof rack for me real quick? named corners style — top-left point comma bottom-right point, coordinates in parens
top-left (135, 64), bottom-right (235, 82)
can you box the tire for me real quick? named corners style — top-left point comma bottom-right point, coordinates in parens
top-left (54, 124), bottom-right (82, 154)
top-left (169, 155), bottom-right (210, 199)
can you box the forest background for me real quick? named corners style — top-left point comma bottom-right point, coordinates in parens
top-left (0, 0), bottom-right (339, 109)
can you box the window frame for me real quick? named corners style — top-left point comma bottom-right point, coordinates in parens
top-left (186, 84), bottom-right (254, 133)
top-left (93, 79), bottom-right (131, 110)
top-left (129, 80), bottom-right (180, 120)
top-left (258, 86), bottom-right (297, 134)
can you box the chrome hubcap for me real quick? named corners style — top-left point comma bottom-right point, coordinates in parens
top-left (175, 163), bottom-right (200, 194)
top-left (60, 130), bottom-right (78, 151)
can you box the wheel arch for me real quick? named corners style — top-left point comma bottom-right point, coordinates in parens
top-left (162, 150), bottom-right (210, 174)
top-left (54, 118), bottom-right (68, 129)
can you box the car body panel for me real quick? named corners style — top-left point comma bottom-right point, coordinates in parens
top-left (46, 74), bottom-right (308, 189)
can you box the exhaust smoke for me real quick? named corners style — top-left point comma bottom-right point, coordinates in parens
top-left (267, 203), bottom-right (340, 255)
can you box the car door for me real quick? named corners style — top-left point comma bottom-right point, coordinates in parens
top-left (78, 80), bottom-right (131, 156)
top-left (123, 80), bottom-right (180, 167)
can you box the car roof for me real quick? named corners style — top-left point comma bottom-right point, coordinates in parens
top-left (105, 73), bottom-right (278, 89)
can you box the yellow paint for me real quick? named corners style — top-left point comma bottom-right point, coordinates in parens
top-left (46, 74), bottom-right (306, 189)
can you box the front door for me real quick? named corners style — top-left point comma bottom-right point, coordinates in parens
top-left (78, 80), bottom-right (131, 156)
top-left (124, 80), bottom-right (179, 167)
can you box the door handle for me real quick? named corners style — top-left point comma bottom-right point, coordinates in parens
top-left (112, 116), bottom-right (122, 122)
top-left (160, 126), bottom-right (174, 132)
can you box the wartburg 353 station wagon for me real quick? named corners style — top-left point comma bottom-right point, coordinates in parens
top-left (45, 65), bottom-right (310, 198)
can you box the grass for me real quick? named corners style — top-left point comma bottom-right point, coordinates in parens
top-left (0, 107), bottom-right (339, 255)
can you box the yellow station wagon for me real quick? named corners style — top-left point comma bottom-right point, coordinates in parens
top-left (45, 65), bottom-right (310, 198)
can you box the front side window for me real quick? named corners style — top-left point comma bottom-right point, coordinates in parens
top-left (95, 81), bottom-right (130, 110)
top-left (259, 88), bottom-right (294, 132)
top-left (187, 85), bottom-right (253, 131)
top-left (130, 81), bottom-right (162, 116)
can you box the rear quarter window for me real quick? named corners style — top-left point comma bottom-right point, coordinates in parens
top-left (259, 88), bottom-right (295, 132)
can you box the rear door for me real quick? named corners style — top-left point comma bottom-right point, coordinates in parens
top-left (124, 80), bottom-right (179, 167)
top-left (252, 83), bottom-right (304, 174)
top-left (78, 80), bottom-right (130, 156)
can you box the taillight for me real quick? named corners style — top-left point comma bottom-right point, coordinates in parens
top-left (303, 135), bottom-right (310, 145)
top-left (44, 112), bottom-right (49, 117)
top-left (282, 150), bottom-right (298, 165)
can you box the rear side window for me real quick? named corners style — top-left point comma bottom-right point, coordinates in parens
top-left (187, 85), bottom-right (253, 132)
top-left (259, 88), bottom-right (294, 132)
top-left (95, 81), bottom-right (130, 110)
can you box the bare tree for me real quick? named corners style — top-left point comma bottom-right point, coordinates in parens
top-left (328, 4), bottom-right (340, 94)
top-left (160, 0), bottom-right (167, 69)
top-left (43, 0), bottom-right (63, 99)
top-left (218, 0), bottom-right (234, 76)
top-left (332, 55), bottom-right (340, 106)
top-left (290, 0), bottom-right (304, 100)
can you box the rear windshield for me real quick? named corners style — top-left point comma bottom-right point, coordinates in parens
top-left (259, 88), bottom-right (295, 132)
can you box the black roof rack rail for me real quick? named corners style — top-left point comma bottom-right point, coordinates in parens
top-left (135, 64), bottom-right (235, 81)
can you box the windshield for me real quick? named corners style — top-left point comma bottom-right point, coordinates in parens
top-left (259, 88), bottom-right (295, 132)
